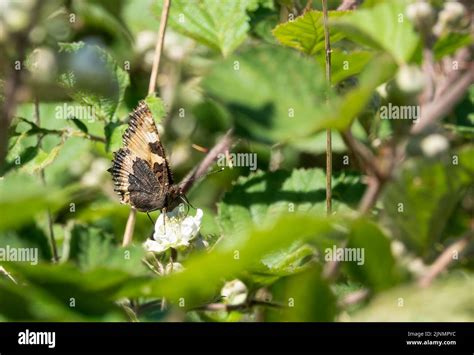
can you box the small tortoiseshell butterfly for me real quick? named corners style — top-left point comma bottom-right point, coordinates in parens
top-left (108, 101), bottom-right (183, 214)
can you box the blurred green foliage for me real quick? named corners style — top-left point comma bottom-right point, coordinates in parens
top-left (0, 0), bottom-right (472, 322)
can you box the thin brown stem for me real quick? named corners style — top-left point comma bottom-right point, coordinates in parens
top-left (341, 131), bottom-right (382, 179)
top-left (337, 0), bottom-right (359, 10)
top-left (418, 232), bottom-right (473, 288)
top-left (148, 0), bottom-right (171, 96)
top-left (303, 0), bottom-right (313, 13)
top-left (412, 66), bottom-right (474, 134)
top-left (358, 176), bottom-right (381, 214)
top-left (322, 0), bottom-right (332, 215)
top-left (338, 288), bottom-right (369, 308)
top-left (121, 208), bottom-right (137, 247)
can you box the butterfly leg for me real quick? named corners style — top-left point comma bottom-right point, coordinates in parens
top-left (161, 207), bottom-right (167, 235)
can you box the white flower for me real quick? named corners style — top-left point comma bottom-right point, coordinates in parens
top-left (395, 65), bottom-right (426, 96)
top-left (143, 208), bottom-right (203, 254)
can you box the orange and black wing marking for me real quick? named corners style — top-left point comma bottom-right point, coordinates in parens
top-left (109, 101), bottom-right (175, 212)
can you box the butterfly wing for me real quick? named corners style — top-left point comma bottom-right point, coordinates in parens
top-left (123, 101), bottom-right (174, 185)
top-left (109, 101), bottom-right (173, 211)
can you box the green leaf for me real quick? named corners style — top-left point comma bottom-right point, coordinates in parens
top-left (70, 118), bottom-right (89, 134)
top-left (0, 263), bottom-right (134, 321)
top-left (343, 219), bottom-right (401, 291)
top-left (21, 143), bottom-right (64, 174)
top-left (320, 54), bottom-right (397, 131)
top-left (332, 1), bottom-right (420, 64)
top-left (267, 267), bottom-right (337, 321)
top-left (203, 46), bottom-right (329, 143)
top-left (272, 10), bottom-right (347, 56)
top-left (0, 172), bottom-right (76, 232)
top-left (68, 225), bottom-right (148, 276)
top-left (261, 243), bottom-right (317, 276)
top-left (0, 223), bottom-right (52, 262)
top-left (381, 146), bottom-right (474, 258)
top-left (204, 47), bottom-right (396, 143)
top-left (57, 42), bottom-right (85, 53)
top-left (316, 49), bottom-right (375, 84)
top-left (216, 168), bottom-right (360, 239)
top-left (351, 274), bottom-right (474, 321)
top-left (144, 94), bottom-right (166, 123)
top-left (105, 121), bottom-right (127, 152)
top-left (433, 33), bottom-right (473, 61)
top-left (154, 0), bottom-right (255, 56)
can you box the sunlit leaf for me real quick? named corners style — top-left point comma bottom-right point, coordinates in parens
top-left (332, 1), bottom-right (420, 64)
top-left (154, 0), bottom-right (256, 56)
top-left (273, 10), bottom-right (347, 56)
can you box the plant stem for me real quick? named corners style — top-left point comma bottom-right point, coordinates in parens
top-left (418, 232), bottom-right (472, 288)
top-left (121, 208), bottom-right (137, 247)
top-left (337, 0), bottom-right (359, 10)
top-left (148, 0), bottom-right (172, 95)
top-left (412, 66), bottom-right (474, 134)
top-left (322, 0), bottom-right (332, 215)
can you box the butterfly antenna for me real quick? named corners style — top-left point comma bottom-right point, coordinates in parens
top-left (178, 168), bottom-right (225, 211)
top-left (180, 194), bottom-right (196, 210)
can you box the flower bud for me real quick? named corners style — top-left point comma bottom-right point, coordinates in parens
top-left (395, 65), bottom-right (426, 96)
top-left (27, 47), bottom-right (57, 83)
top-left (4, 8), bottom-right (29, 33)
top-left (420, 134), bottom-right (449, 157)
top-left (433, 1), bottom-right (466, 36)
top-left (165, 262), bottom-right (184, 274)
top-left (406, 1), bottom-right (435, 33)
top-left (221, 279), bottom-right (248, 306)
